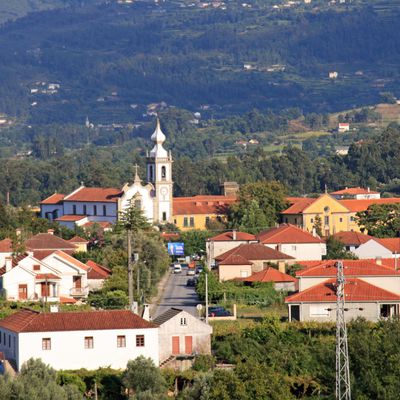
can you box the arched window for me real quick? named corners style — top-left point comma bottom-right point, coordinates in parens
top-left (149, 165), bottom-right (154, 182)
top-left (161, 166), bottom-right (166, 180)
top-left (134, 198), bottom-right (142, 209)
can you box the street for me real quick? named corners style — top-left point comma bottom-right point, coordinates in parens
top-left (153, 267), bottom-right (200, 318)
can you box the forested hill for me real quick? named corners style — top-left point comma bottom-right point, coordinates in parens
top-left (0, 0), bottom-right (399, 123)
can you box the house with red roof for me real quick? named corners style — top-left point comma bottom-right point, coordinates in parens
top-left (257, 224), bottom-right (326, 260)
top-left (206, 230), bottom-right (257, 267)
top-left (285, 278), bottom-right (400, 322)
top-left (0, 238), bottom-right (13, 270)
top-left (215, 243), bottom-right (294, 281)
top-left (86, 260), bottom-right (111, 290)
top-left (295, 259), bottom-right (400, 295)
top-left (0, 309), bottom-right (159, 371)
top-left (331, 187), bottom-right (380, 200)
top-left (239, 267), bottom-right (297, 291)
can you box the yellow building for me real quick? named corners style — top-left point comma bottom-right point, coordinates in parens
top-left (282, 195), bottom-right (400, 235)
top-left (172, 195), bottom-right (236, 231)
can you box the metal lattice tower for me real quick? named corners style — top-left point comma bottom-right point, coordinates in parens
top-left (335, 261), bottom-right (351, 400)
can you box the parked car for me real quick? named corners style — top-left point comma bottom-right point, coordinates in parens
top-left (187, 268), bottom-right (195, 276)
top-left (208, 306), bottom-right (232, 317)
top-left (186, 278), bottom-right (196, 287)
top-left (173, 264), bottom-right (182, 274)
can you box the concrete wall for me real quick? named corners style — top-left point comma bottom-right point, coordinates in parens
top-left (354, 240), bottom-right (393, 259)
top-left (218, 264), bottom-right (252, 281)
top-left (206, 240), bottom-right (257, 266)
top-left (40, 204), bottom-right (64, 220)
top-left (158, 311), bottom-right (212, 363)
top-left (265, 243), bottom-right (326, 261)
top-left (17, 327), bottom-right (159, 371)
top-left (275, 281), bottom-right (296, 292)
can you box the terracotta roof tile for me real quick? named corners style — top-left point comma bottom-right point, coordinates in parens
top-left (286, 278), bottom-right (400, 303)
top-left (86, 260), bottom-right (111, 279)
top-left (296, 259), bottom-right (400, 277)
top-left (55, 215), bottom-right (87, 222)
top-left (0, 238), bottom-right (13, 253)
top-left (35, 273), bottom-right (61, 280)
top-left (60, 297), bottom-right (77, 304)
top-left (25, 233), bottom-right (77, 251)
top-left (68, 236), bottom-right (88, 243)
top-left (82, 221), bottom-right (113, 230)
top-left (281, 198), bottom-right (316, 214)
top-left (241, 267), bottom-right (297, 283)
top-left (64, 187), bottom-right (122, 203)
top-left (0, 309), bottom-right (157, 333)
top-left (377, 238), bottom-right (400, 253)
top-left (339, 198), bottom-right (400, 212)
top-left (218, 254), bottom-right (253, 266)
top-left (331, 187), bottom-right (379, 195)
top-left (173, 195), bottom-right (236, 215)
top-left (257, 224), bottom-right (324, 244)
top-left (51, 251), bottom-right (90, 271)
top-left (208, 231), bottom-right (256, 242)
top-left (216, 243), bottom-right (293, 262)
top-left (332, 231), bottom-right (374, 246)
top-left (40, 193), bottom-right (65, 205)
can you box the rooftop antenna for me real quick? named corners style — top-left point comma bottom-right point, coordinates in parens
top-left (335, 261), bottom-right (351, 400)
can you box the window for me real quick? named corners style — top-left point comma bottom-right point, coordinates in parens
top-left (149, 165), bottom-right (154, 181)
top-left (3, 333), bottom-right (5, 344)
top-left (161, 166), bottom-right (166, 180)
top-left (84, 336), bottom-right (94, 349)
top-left (180, 317), bottom-right (187, 326)
top-left (33, 265), bottom-right (40, 271)
top-left (117, 335), bottom-right (126, 348)
top-left (183, 217), bottom-right (188, 227)
top-left (294, 218), bottom-right (297, 225)
top-left (205, 216), bottom-right (210, 226)
top-left (240, 270), bottom-right (249, 278)
top-left (134, 198), bottom-right (142, 209)
top-left (324, 206), bottom-right (330, 213)
top-left (310, 305), bottom-right (329, 317)
top-left (8, 335), bottom-right (11, 347)
top-left (174, 219), bottom-right (177, 225)
top-left (42, 338), bottom-right (51, 350)
top-left (103, 205), bottom-right (107, 216)
top-left (285, 218), bottom-right (288, 223)
top-left (93, 205), bottom-right (97, 216)
top-left (350, 216), bottom-right (355, 222)
top-left (0, 330), bottom-right (2, 344)
top-left (73, 205), bottom-right (77, 215)
top-left (83, 205), bottom-right (87, 215)
top-left (136, 335), bottom-right (145, 347)
top-left (339, 217), bottom-right (343, 222)
top-left (162, 212), bottom-right (167, 222)
top-left (310, 218), bottom-right (314, 224)
top-left (324, 216), bottom-right (329, 225)
top-left (292, 245), bottom-right (297, 251)
top-left (189, 217), bottom-right (194, 227)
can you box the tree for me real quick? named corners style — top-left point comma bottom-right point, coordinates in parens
top-left (313, 214), bottom-right (323, 237)
top-left (356, 204), bottom-right (400, 238)
top-left (325, 236), bottom-right (357, 260)
top-left (123, 357), bottom-right (167, 399)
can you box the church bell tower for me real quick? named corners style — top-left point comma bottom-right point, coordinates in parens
top-left (146, 119), bottom-right (173, 223)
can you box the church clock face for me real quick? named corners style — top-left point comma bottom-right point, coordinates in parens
top-left (160, 187), bottom-right (169, 197)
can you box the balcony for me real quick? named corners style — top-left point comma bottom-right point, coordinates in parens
top-left (70, 286), bottom-right (89, 297)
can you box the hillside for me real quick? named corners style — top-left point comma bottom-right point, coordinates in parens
top-left (0, 0), bottom-right (399, 124)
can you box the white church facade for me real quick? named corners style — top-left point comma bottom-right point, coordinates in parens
top-left (40, 120), bottom-right (174, 229)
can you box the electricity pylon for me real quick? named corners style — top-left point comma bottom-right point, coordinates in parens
top-left (335, 261), bottom-right (351, 400)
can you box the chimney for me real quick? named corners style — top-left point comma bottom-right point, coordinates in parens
top-left (278, 261), bottom-right (286, 274)
top-left (375, 256), bottom-right (382, 266)
top-left (232, 230), bottom-right (237, 241)
top-left (141, 304), bottom-right (150, 321)
top-left (5, 257), bottom-right (12, 273)
top-left (367, 187), bottom-right (370, 193)
top-left (47, 229), bottom-right (54, 235)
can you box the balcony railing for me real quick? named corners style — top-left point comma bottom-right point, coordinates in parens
top-left (70, 286), bottom-right (89, 297)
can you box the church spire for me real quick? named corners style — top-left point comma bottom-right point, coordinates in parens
top-left (133, 164), bottom-right (141, 185)
top-left (150, 118), bottom-right (168, 158)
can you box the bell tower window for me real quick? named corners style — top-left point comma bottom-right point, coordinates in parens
top-left (161, 166), bottom-right (166, 180)
top-left (149, 165), bottom-right (154, 182)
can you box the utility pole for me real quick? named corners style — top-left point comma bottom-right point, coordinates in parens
top-left (205, 272), bottom-right (209, 324)
top-left (127, 229), bottom-right (133, 306)
top-left (135, 253), bottom-right (140, 304)
top-left (335, 261), bottom-right (351, 400)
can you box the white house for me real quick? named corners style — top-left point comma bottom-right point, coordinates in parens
top-left (257, 224), bottom-right (326, 261)
top-left (153, 308), bottom-right (212, 365)
top-left (353, 239), bottom-right (394, 260)
top-left (40, 119), bottom-right (174, 228)
top-left (0, 309), bottom-right (159, 371)
top-left (0, 239), bottom-right (12, 270)
top-left (330, 187), bottom-right (380, 200)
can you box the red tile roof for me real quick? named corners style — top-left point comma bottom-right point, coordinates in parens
top-left (0, 238), bottom-right (13, 253)
top-left (257, 224), bottom-right (324, 244)
top-left (40, 193), bottom-right (65, 205)
top-left (241, 267), bottom-right (297, 283)
top-left (296, 259), bottom-right (400, 277)
top-left (332, 231), bottom-right (374, 246)
top-left (377, 238), bottom-right (400, 254)
top-left (86, 260), bottom-right (111, 279)
top-left (218, 254), bottom-right (253, 266)
top-left (82, 221), bottom-right (113, 230)
top-left (281, 198), bottom-right (316, 214)
top-left (64, 187), bottom-right (122, 203)
top-left (60, 296), bottom-right (77, 304)
top-left (331, 187), bottom-right (379, 195)
top-left (0, 309), bottom-right (157, 333)
top-left (55, 215), bottom-right (87, 222)
top-left (208, 231), bottom-right (256, 242)
top-left (286, 278), bottom-right (400, 303)
top-left (25, 233), bottom-right (77, 251)
top-left (339, 198), bottom-right (400, 212)
top-left (173, 195), bottom-right (236, 215)
top-left (52, 251), bottom-right (90, 271)
top-left (68, 236), bottom-right (88, 244)
top-left (216, 243), bottom-right (293, 262)
top-left (35, 273), bottom-right (61, 280)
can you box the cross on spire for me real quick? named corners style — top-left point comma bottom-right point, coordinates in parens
top-left (133, 164), bottom-right (141, 184)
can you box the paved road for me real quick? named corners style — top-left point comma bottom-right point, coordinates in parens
top-left (153, 268), bottom-right (200, 318)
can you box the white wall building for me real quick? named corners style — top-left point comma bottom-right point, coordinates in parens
top-left (0, 309), bottom-right (159, 371)
top-left (40, 119), bottom-right (173, 228)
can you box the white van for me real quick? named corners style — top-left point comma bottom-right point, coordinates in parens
top-left (173, 264), bottom-right (182, 274)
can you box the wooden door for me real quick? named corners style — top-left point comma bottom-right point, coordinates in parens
top-left (41, 282), bottom-right (50, 297)
top-left (185, 336), bottom-right (193, 354)
top-left (172, 336), bottom-right (180, 355)
top-left (73, 276), bottom-right (82, 288)
top-left (18, 284), bottom-right (28, 300)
